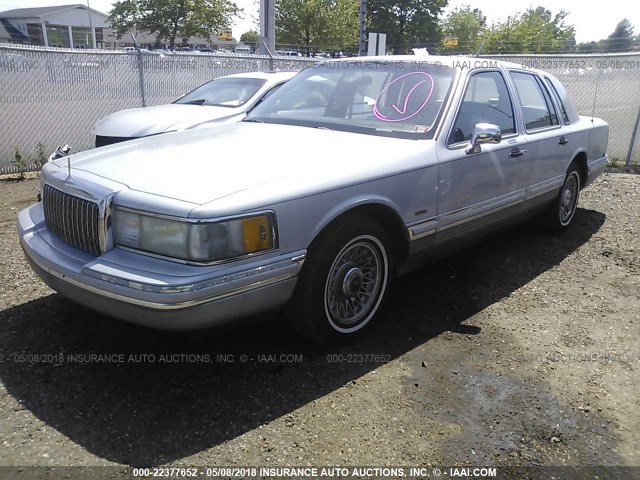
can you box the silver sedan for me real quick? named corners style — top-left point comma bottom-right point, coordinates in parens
top-left (18, 56), bottom-right (608, 345)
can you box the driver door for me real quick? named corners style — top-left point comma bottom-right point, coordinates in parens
top-left (436, 69), bottom-right (528, 234)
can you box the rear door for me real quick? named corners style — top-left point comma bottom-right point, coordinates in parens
top-left (508, 70), bottom-right (572, 199)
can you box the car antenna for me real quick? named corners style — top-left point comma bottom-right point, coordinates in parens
top-left (475, 40), bottom-right (485, 57)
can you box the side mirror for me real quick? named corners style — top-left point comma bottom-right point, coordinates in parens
top-left (465, 123), bottom-right (502, 155)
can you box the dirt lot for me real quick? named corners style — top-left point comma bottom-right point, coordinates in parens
top-left (0, 172), bottom-right (639, 479)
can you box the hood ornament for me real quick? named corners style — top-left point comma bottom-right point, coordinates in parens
top-left (48, 144), bottom-right (72, 163)
top-left (47, 144), bottom-right (73, 180)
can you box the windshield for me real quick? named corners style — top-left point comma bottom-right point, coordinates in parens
top-left (175, 77), bottom-right (267, 107)
top-left (245, 60), bottom-right (456, 138)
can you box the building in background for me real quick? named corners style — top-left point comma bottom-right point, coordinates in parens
top-left (0, 4), bottom-right (236, 51)
top-left (105, 29), bottom-right (237, 51)
top-left (0, 4), bottom-right (108, 48)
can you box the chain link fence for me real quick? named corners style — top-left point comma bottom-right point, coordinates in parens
top-left (0, 44), bottom-right (316, 173)
top-left (1, 46), bottom-right (639, 173)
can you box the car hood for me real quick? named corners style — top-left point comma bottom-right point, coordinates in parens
top-left (63, 122), bottom-right (435, 207)
top-left (93, 103), bottom-right (243, 137)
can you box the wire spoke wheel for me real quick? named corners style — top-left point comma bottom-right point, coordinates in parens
top-left (324, 236), bottom-right (386, 330)
top-left (285, 215), bottom-right (392, 345)
top-left (559, 171), bottom-right (580, 226)
top-left (541, 163), bottom-right (581, 233)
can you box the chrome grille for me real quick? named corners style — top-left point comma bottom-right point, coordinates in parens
top-left (43, 184), bottom-right (101, 255)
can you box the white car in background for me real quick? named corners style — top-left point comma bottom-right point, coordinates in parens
top-left (93, 71), bottom-right (297, 147)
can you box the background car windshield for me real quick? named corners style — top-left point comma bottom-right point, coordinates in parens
top-left (175, 77), bottom-right (267, 107)
top-left (246, 61), bottom-right (456, 138)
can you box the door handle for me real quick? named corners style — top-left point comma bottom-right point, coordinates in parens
top-left (509, 148), bottom-right (527, 158)
top-left (558, 136), bottom-right (568, 145)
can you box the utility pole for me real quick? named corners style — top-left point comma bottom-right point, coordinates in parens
top-left (86, 0), bottom-right (97, 48)
top-left (358, 0), bottom-right (367, 55)
top-left (259, 0), bottom-right (275, 55)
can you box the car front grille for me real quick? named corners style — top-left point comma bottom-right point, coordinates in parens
top-left (43, 184), bottom-right (101, 255)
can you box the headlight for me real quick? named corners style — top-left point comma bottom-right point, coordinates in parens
top-left (112, 209), bottom-right (276, 262)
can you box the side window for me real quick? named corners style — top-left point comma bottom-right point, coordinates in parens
top-left (545, 77), bottom-right (570, 124)
top-left (448, 71), bottom-right (515, 146)
top-left (511, 72), bottom-right (559, 130)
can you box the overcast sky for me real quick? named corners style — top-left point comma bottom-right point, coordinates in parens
top-left (0, 0), bottom-right (638, 43)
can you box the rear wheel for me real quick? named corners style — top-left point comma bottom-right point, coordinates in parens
top-left (542, 163), bottom-right (581, 232)
top-left (286, 215), bottom-right (392, 345)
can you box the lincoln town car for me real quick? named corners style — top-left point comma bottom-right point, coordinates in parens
top-left (18, 56), bottom-right (609, 345)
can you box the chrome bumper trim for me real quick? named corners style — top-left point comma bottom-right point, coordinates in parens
top-left (83, 255), bottom-right (305, 294)
top-left (23, 243), bottom-right (305, 311)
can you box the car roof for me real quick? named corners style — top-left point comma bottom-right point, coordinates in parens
top-left (221, 71), bottom-right (299, 82)
top-left (319, 55), bottom-right (535, 73)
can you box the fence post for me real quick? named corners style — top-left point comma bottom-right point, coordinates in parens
top-left (626, 107), bottom-right (640, 167)
top-left (137, 49), bottom-right (147, 107)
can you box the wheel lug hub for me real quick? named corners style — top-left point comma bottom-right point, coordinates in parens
top-left (342, 267), bottom-right (363, 297)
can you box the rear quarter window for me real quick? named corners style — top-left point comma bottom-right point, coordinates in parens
top-left (510, 71), bottom-right (559, 131)
top-left (544, 77), bottom-right (570, 124)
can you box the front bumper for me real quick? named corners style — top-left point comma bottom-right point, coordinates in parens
top-left (18, 203), bottom-right (305, 330)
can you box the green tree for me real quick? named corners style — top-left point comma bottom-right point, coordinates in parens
top-left (482, 15), bottom-right (522, 54)
top-left (276, 0), bottom-right (330, 50)
top-left (327, 0), bottom-right (359, 50)
top-left (576, 40), bottom-right (601, 53)
top-left (108, 0), bottom-right (139, 38)
top-left (109, 0), bottom-right (240, 50)
top-left (518, 7), bottom-right (574, 53)
top-left (440, 6), bottom-right (486, 54)
top-left (275, 0), bottom-right (358, 51)
top-left (240, 30), bottom-right (259, 50)
top-left (483, 7), bottom-right (575, 54)
top-left (606, 19), bottom-right (635, 52)
top-left (367, 0), bottom-right (447, 54)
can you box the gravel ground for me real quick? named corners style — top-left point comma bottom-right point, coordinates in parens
top-left (0, 172), bottom-right (639, 479)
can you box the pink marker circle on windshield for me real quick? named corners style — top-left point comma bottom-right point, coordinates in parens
top-left (373, 72), bottom-right (435, 123)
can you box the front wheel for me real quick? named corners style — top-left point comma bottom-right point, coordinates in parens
top-left (542, 163), bottom-right (581, 232)
top-left (286, 215), bottom-right (392, 345)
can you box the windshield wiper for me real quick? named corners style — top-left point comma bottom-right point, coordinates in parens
top-left (243, 118), bottom-right (263, 123)
top-left (180, 99), bottom-right (206, 105)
